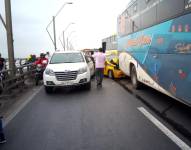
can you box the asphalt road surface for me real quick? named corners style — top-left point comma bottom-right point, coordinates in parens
top-left (0, 78), bottom-right (190, 150)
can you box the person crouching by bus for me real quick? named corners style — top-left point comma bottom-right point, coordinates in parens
top-left (0, 116), bottom-right (6, 144)
top-left (92, 48), bottom-right (106, 87)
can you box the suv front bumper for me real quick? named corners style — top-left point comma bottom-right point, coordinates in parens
top-left (43, 72), bottom-right (90, 87)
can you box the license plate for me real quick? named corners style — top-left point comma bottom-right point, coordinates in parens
top-left (62, 81), bottom-right (73, 85)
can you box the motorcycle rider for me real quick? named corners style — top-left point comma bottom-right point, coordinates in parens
top-left (0, 53), bottom-right (5, 71)
top-left (0, 54), bottom-right (5, 93)
top-left (34, 53), bottom-right (48, 85)
top-left (34, 53), bottom-right (48, 67)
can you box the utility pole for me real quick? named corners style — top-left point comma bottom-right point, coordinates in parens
top-left (5, 0), bottom-right (15, 76)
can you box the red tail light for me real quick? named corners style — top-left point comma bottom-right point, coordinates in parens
top-left (178, 25), bottom-right (182, 32)
top-left (171, 25), bottom-right (176, 32)
top-left (185, 24), bottom-right (190, 32)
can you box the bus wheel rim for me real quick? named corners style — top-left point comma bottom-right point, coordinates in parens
top-left (132, 73), bottom-right (136, 85)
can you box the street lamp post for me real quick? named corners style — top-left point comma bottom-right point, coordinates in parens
top-left (67, 31), bottom-right (76, 50)
top-left (68, 36), bottom-right (77, 50)
top-left (52, 16), bottom-right (56, 51)
top-left (62, 22), bottom-right (75, 50)
top-left (46, 2), bottom-right (73, 51)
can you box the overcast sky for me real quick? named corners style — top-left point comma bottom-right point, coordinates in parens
top-left (0, 0), bottom-right (130, 58)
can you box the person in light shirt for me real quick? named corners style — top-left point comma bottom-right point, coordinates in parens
top-left (92, 48), bottom-right (106, 87)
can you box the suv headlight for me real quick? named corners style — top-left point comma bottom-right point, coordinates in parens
top-left (78, 67), bottom-right (87, 74)
top-left (45, 68), bottom-right (55, 76)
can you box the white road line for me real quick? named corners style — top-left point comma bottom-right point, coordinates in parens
top-left (138, 107), bottom-right (191, 150)
top-left (4, 86), bottom-right (43, 127)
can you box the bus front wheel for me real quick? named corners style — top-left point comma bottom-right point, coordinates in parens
top-left (131, 66), bottom-right (140, 89)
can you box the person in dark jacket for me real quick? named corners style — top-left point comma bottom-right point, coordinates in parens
top-left (0, 116), bottom-right (6, 144)
top-left (0, 53), bottom-right (5, 71)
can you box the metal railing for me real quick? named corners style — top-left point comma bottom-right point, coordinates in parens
top-left (0, 63), bottom-right (36, 96)
top-left (5, 58), bottom-right (27, 69)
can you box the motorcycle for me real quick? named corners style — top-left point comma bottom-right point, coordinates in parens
top-left (0, 71), bottom-right (4, 94)
top-left (35, 60), bottom-right (48, 86)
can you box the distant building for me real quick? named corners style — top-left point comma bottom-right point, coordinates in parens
top-left (102, 35), bottom-right (117, 50)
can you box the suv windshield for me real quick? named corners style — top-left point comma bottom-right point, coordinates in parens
top-left (50, 53), bottom-right (84, 64)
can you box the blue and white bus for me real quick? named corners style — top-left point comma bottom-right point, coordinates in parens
top-left (117, 0), bottom-right (191, 105)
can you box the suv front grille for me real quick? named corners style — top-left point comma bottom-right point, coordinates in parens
top-left (55, 71), bottom-right (78, 81)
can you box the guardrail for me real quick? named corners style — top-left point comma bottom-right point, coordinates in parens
top-left (0, 63), bottom-right (36, 96)
top-left (5, 58), bottom-right (27, 69)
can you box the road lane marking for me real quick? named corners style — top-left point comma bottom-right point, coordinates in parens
top-left (138, 107), bottom-right (191, 150)
top-left (4, 86), bottom-right (43, 127)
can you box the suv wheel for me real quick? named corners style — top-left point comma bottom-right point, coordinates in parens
top-left (44, 86), bottom-right (53, 94)
top-left (85, 82), bottom-right (91, 90)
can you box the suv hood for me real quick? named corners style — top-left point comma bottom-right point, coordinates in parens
top-left (46, 62), bottom-right (87, 72)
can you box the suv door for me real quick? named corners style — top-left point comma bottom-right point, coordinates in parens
top-left (85, 56), bottom-right (95, 77)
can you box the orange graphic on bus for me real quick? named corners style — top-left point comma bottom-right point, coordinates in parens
top-left (127, 35), bottom-right (152, 47)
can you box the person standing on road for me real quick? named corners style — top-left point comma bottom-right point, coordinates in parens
top-left (0, 53), bottom-right (5, 71)
top-left (92, 48), bottom-right (106, 87)
top-left (0, 116), bottom-right (6, 144)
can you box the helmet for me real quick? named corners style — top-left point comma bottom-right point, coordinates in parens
top-left (40, 53), bottom-right (45, 58)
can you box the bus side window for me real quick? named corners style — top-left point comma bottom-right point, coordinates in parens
top-left (157, 0), bottom-right (184, 23)
top-left (138, 0), bottom-right (157, 29)
top-left (185, 0), bottom-right (191, 11)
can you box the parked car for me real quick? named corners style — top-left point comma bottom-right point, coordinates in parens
top-left (104, 50), bottom-right (125, 79)
top-left (43, 51), bottom-right (93, 93)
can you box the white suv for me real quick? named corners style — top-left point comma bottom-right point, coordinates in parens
top-left (43, 51), bottom-right (92, 93)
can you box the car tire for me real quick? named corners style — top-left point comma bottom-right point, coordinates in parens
top-left (131, 66), bottom-right (140, 89)
top-left (44, 86), bottom-right (53, 94)
top-left (91, 72), bottom-right (95, 79)
top-left (108, 70), bottom-right (114, 79)
top-left (35, 79), bottom-right (39, 86)
top-left (85, 82), bottom-right (91, 90)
